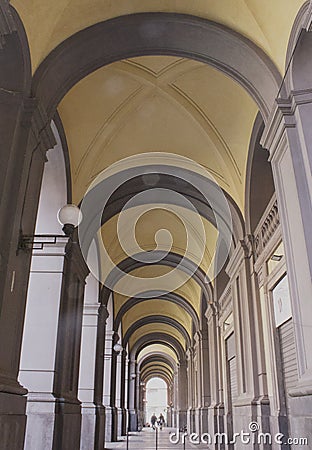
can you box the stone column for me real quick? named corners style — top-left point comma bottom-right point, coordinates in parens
top-left (262, 92), bottom-right (312, 394)
top-left (206, 304), bottom-right (223, 438)
top-left (167, 381), bottom-right (174, 427)
top-left (261, 93), bottom-right (312, 441)
top-left (110, 332), bottom-right (120, 442)
top-left (115, 342), bottom-right (123, 437)
top-left (196, 330), bottom-right (210, 435)
top-left (172, 370), bottom-right (179, 429)
top-left (225, 240), bottom-right (261, 441)
top-left (186, 349), bottom-right (195, 432)
top-left (103, 330), bottom-right (114, 441)
top-left (0, 96), bottom-right (56, 449)
top-left (135, 366), bottom-right (142, 429)
top-left (19, 239), bottom-right (67, 450)
top-left (52, 237), bottom-right (90, 450)
top-left (178, 359), bottom-right (188, 430)
top-left (93, 304), bottom-right (108, 450)
top-left (128, 359), bottom-right (138, 431)
top-left (120, 350), bottom-right (128, 435)
top-left (78, 275), bottom-right (99, 450)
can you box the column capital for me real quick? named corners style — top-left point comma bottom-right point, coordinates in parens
top-left (19, 99), bottom-right (57, 162)
top-left (261, 90), bottom-right (312, 162)
top-left (65, 238), bottom-right (90, 282)
top-left (30, 102), bottom-right (56, 157)
top-left (225, 239), bottom-right (246, 278)
top-left (98, 303), bottom-right (109, 322)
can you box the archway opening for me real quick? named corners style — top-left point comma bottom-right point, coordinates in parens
top-left (145, 377), bottom-right (168, 428)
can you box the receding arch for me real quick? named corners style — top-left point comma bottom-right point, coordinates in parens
top-left (143, 372), bottom-right (172, 385)
top-left (123, 315), bottom-right (191, 349)
top-left (132, 333), bottom-right (186, 362)
top-left (139, 354), bottom-right (176, 373)
top-left (100, 251), bottom-right (212, 306)
top-left (33, 13), bottom-right (281, 120)
top-left (80, 169), bottom-right (244, 254)
top-left (114, 290), bottom-right (200, 332)
top-left (285, 0), bottom-right (312, 93)
top-left (142, 368), bottom-right (173, 384)
top-left (245, 112), bottom-right (275, 234)
top-left (141, 361), bottom-right (173, 377)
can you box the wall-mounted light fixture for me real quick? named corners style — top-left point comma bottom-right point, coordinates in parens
top-left (18, 203), bottom-right (82, 251)
top-left (113, 343), bottom-right (123, 354)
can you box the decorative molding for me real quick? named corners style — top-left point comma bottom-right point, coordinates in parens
top-left (286, 1), bottom-right (312, 68)
top-left (253, 195), bottom-right (280, 260)
top-left (218, 284), bottom-right (232, 319)
top-left (20, 99), bottom-right (57, 161)
top-left (225, 239), bottom-right (245, 278)
top-left (261, 89), bottom-right (312, 160)
top-left (31, 102), bottom-right (57, 157)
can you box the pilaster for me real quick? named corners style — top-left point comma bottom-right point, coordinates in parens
top-left (261, 91), bottom-right (312, 390)
top-left (52, 237), bottom-right (89, 450)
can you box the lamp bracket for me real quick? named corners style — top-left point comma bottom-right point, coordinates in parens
top-left (18, 234), bottom-right (68, 251)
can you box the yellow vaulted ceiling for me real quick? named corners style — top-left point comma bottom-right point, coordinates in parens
top-left (121, 299), bottom-right (192, 338)
top-left (129, 323), bottom-right (186, 351)
top-left (101, 206), bottom-right (218, 277)
top-left (114, 265), bottom-right (202, 314)
top-left (12, 0), bottom-right (305, 73)
top-left (59, 56), bottom-right (258, 211)
top-left (138, 345), bottom-right (178, 363)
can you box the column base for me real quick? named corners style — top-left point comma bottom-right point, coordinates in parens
top-left (24, 393), bottom-right (56, 450)
top-left (208, 403), bottom-right (224, 446)
top-left (199, 406), bottom-right (209, 434)
top-left (286, 394), bottom-right (312, 449)
top-left (117, 407), bottom-right (123, 437)
top-left (187, 407), bottom-right (196, 433)
top-left (80, 403), bottom-right (97, 450)
top-left (95, 405), bottom-right (106, 450)
top-left (128, 408), bottom-right (138, 431)
top-left (0, 391), bottom-right (27, 450)
top-left (178, 409), bottom-right (187, 431)
top-left (104, 406), bottom-right (118, 442)
top-left (53, 398), bottom-right (82, 450)
top-left (120, 407), bottom-right (127, 436)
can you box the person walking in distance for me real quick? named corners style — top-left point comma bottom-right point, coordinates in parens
top-left (151, 413), bottom-right (157, 430)
top-left (158, 413), bottom-right (165, 430)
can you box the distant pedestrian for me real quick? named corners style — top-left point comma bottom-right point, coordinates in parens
top-left (151, 413), bottom-right (157, 430)
top-left (158, 413), bottom-right (165, 430)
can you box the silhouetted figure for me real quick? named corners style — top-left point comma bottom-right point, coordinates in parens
top-left (158, 413), bottom-right (165, 430)
top-left (151, 413), bottom-right (157, 430)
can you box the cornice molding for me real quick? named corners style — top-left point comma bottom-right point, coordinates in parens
top-left (225, 240), bottom-right (245, 278)
top-left (261, 89), bottom-right (312, 159)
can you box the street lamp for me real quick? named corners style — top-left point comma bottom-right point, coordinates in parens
top-left (113, 343), bottom-right (123, 354)
top-left (18, 203), bottom-right (82, 250)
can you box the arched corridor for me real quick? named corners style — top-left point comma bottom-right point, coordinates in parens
top-left (0, 1), bottom-right (312, 449)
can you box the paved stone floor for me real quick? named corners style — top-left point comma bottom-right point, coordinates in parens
top-left (106, 427), bottom-right (210, 450)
